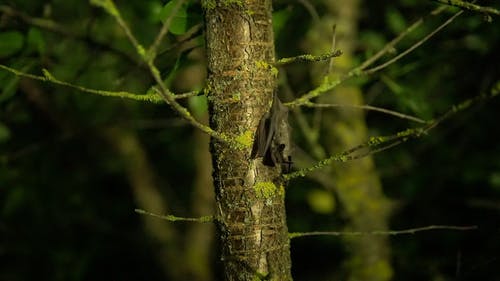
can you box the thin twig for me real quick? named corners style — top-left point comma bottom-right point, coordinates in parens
top-left (148, 0), bottom-right (187, 62)
top-left (297, 0), bottom-right (320, 23)
top-left (0, 64), bottom-right (199, 103)
top-left (281, 70), bottom-right (327, 160)
top-left (355, 6), bottom-right (446, 72)
top-left (90, 0), bottom-right (233, 144)
top-left (275, 50), bottom-right (343, 66)
top-left (327, 24), bottom-right (337, 74)
top-left (304, 102), bottom-right (427, 123)
top-left (285, 81), bottom-right (500, 180)
top-left (146, 62), bottom-right (229, 143)
top-left (362, 10), bottom-right (463, 75)
top-left (0, 65), bottom-right (163, 102)
top-left (90, 0), bottom-right (143, 54)
top-left (289, 225), bottom-right (478, 239)
top-left (135, 209), bottom-right (214, 223)
top-left (287, 6), bottom-right (460, 107)
top-left (432, 0), bottom-right (500, 16)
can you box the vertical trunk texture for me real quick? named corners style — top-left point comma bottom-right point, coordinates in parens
top-left (204, 1), bottom-right (293, 280)
top-left (304, 0), bottom-right (393, 280)
top-left (104, 128), bottom-right (181, 280)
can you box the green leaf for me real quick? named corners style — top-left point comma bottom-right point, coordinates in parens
top-left (158, 0), bottom-right (189, 35)
top-left (188, 95), bottom-right (208, 119)
top-left (386, 8), bottom-right (407, 35)
top-left (0, 122), bottom-right (11, 143)
top-left (0, 31), bottom-right (24, 58)
top-left (27, 28), bottom-right (46, 55)
top-left (0, 60), bottom-right (34, 104)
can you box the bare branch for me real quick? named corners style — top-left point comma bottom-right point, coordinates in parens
top-left (287, 7), bottom-right (461, 107)
top-left (285, 80), bottom-right (500, 180)
top-left (135, 209), bottom-right (214, 223)
top-left (327, 24), bottom-right (337, 74)
top-left (148, 0), bottom-right (187, 62)
top-left (297, 0), bottom-right (320, 23)
top-left (304, 102), bottom-right (427, 123)
top-left (289, 225), bottom-right (478, 239)
top-left (89, 0), bottom-right (233, 144)
top-left (432, 0), bottom-right (500, 16)
top-left (90, 0), bottom-right (144, 55)
top-left (146, 62), bottom-right (230, 143)
top-left (355, 6), bottom-right (447, 72)
top-left (362, 10), bottom-right (463, 75)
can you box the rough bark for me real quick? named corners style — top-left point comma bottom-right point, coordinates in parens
top-left (203, 1), bottom-right (293, 280)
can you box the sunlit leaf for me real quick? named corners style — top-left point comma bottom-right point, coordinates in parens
top-left (158, 0), bottom-right (189, 35)
top-left (188, 95), bottom-right (208, 119)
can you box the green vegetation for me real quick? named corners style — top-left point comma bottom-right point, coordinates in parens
top-left (1, 0), bottom-right (499, 280)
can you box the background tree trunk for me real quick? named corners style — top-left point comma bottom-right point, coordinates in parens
top-left (203, 1), bottom-right (292, 280)
top-left (303, 0), bottom-right (393, 280)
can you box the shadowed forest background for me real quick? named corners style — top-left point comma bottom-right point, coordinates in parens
top-left (1, 0), bottom-right (500, 280)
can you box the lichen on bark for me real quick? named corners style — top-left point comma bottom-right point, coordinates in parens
top-left (203, 0), bottom-right (293, 280)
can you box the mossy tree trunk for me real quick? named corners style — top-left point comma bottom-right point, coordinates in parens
top-left (203, 1), bottom-right (292, 280)
top-left (303, 0), bottom-right (393, 280)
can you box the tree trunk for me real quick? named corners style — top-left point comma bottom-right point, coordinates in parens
top-left (303, 0), bottom-right (393, 280)
top-left (203, 1), bottom-right (293, 280)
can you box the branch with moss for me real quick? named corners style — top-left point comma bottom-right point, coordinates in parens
top-left (136, 208), bottom-right (478, 238)
top-left (0, 65), bottom-right (202, 102)
top-left (286, 6), bottom-right (460, 107)
top-left (135, 209), bottom-right (214, 223)
top-left (285, 81), bottom-right (500, 180)
top-left (275, 50), bottom-right (343, 66)
top-left (289, 225), bottom-right (478, 239)
top-left (432, 0), bottom-right (500, 16)
top-left (89, 0), bottom-right (233, 144)
top-left (0, 65), bottom-right (163, 102)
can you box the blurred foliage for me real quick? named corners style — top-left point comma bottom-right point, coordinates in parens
top-left (1, 0), bottom-right (500, 280)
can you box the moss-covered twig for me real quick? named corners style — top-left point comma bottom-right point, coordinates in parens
top-left (0, 65), bottom-right (163, 102)
top-left (135, 209), bottom-right (214, 223)
top-left (275, 50), bottom-right (342, 66)
top-left (303, 102), bottom-right (427, 123)
top-left (90, 0), bottom-right (232, 144)
top-left (0, 65), bottom-right (201, 102)
top-left (286, 81), bottom-right (500, 180)
top-left (289, 225), bottom-right (477, 238)
top-left (287, 6), bottom-right (460, 107)
top-left (433, 0), bottom-right (500, 16)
